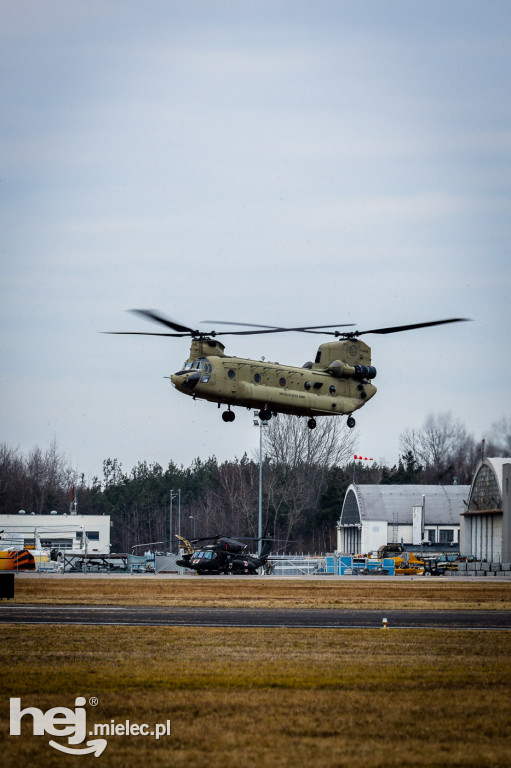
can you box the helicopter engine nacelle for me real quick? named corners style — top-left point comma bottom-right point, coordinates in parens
top-left (327, 360), bottom-right (377, 380)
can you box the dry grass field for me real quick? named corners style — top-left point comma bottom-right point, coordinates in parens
top-left (2, 577), bottom-right (511, 767)
top-left (2, 625), bottom-right (511, 768)
top-left (13, 574), bottom-right (511, 610)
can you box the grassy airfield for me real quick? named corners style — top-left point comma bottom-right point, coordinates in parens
top-left (14, 574), bottom-right (511, 610)
top-left (3, 577), bottom-right (511, 767)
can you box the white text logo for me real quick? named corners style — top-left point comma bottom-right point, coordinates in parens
top-left (9, 696), bottom-right (171, 757)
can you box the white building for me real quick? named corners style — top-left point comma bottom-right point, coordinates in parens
top-left (460, 458), bottom-right (511, 562)
top-left (0, 512), bottom-right (111, 555)
top-left (337, 484), bottom-right (469, 555)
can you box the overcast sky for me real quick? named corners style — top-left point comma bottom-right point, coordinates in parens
top-left (1, 0), bottom-right (510, 484)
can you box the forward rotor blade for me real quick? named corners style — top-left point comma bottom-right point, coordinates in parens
top-left (129, 309), bottom-right (199, 335)
top-left (201, 320), bottom-right (355, 335)
top-left (105, 331), bottom-right (191, 337)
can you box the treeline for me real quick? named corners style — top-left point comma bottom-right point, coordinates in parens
top-left (1, 415), bottom-right (509, 553)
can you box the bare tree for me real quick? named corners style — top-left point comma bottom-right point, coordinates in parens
top-left (216, 459), bottom-right (259, 536)
top-left (486, 417), bottom-right (511, 457)
top-left (261, 415), bottom-right (357, 547)
top-left (0, 443), bottom-right (25, 513)
top-left (400, 412), bottom-right (477, 484)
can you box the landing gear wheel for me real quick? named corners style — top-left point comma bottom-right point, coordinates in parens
top-left (347, 416), bottom-right (356, 428)
top-left (222, 410), bottom-right (235, 422)
top-left (307, 418), bottom-right (317, 429)
top-left (258, 408), bottom-right (272, 421)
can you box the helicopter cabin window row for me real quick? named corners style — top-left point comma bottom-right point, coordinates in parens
top-left (247, 374), bottom-right (338, 395)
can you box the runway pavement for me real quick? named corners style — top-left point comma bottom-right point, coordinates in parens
top-left (1, 605), bottom-right (510, 629)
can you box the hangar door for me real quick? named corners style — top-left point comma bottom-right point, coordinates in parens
top-left (339, 525), bottom-right (361, 554)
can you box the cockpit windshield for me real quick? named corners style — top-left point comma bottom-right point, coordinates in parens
top-left (182, 360), bottom-right (203, 371)
top-left (192, 550), bottom-right (214, 560)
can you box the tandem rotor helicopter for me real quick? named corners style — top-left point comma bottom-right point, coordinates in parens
top-left (108, 310), bottom-right (469, 429)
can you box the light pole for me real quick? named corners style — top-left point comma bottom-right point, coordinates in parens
top-left (170, 489), bottom-right (181, 553)
top-left (189, 515), bottom-right (196, 539)
top-left (253, 412), bottom-right (268, 556)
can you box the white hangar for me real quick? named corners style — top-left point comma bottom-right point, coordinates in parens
top-left (460, 457), bottom-right (511, 562)
top-left (337, 484), bottom-right (469, 555)
top-left (0, 512), bottom-right (111, 555)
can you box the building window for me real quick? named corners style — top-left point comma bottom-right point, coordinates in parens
top-left (42, 539), bottom-right (73, 548)
top-left (469, 464), bottom-right (502, 512)
top-left (86, 531), bottom-right (100, 541)
top-left (427, 529), bottom-right (436, 544)
top-left (340, 490), bottom-right (361, 525)
top-left (439, 529), bottom-right (454, 544)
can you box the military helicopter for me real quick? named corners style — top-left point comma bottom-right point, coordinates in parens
top-left (108, 310), bottom-right (469, 429)
top-left (175, 533), bottom-right (273, 575)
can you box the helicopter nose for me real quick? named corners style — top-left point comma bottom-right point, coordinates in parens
top-left (171, 371), bottom-right (200, 392)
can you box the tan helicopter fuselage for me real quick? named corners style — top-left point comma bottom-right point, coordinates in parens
top-left (171, 337), bottom-right (377, 418)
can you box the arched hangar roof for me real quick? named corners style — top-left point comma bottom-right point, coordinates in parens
top-left (467, 457), bottom-right (511, 513)
top-left (339, 484), bottom-right (470, 527)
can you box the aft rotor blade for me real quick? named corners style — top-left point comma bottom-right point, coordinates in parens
top-left (201, 320), bottom-right (356, 335)
top-left (352, 318), bottom-right (471, 336)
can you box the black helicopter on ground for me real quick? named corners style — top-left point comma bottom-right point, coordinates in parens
top-left (175, 533), bottom-right (273, 575)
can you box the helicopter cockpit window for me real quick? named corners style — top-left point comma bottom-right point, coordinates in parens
top-left (193, 550), bottom-right (213, 559)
